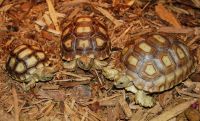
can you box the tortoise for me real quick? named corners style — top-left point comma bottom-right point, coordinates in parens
top-left (61, 16), bottom-right (111, 71)
top-left (6, 44), bottom-right (57, 90)
top-left (103, 34), bottom-right (196, 107)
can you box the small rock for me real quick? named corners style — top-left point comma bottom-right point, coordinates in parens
top-left (72, 85), bottom-right (92, 103)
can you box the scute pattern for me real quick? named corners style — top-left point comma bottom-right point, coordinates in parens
top-left (6, 44), bottom-right (48, 82)
top-left (122, 35), bottom-right (195, 92)
top-left (61, 16), bottom-right (111, 61)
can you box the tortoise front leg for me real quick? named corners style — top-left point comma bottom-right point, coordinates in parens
top-left (126, 86), bottom-right (155, 107)
top-left (63, 60), bottom-right (77, 71)
top-left (23, 75), bottom-right (39, 91)
top-left (102, 66), bottom-right (120, 80)
top-left (93, 59), bottom-right (108, 70)
top-left (23, 66), bottom-right (58, 91)
top-left (103, 66), bottom-right (155, 107)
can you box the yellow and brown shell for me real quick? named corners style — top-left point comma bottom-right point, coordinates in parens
top-left (122, 34), bottom-right (195, 93)
top-left (61, 16), bottom-right (111, 61)
top-left (6, 44), bottom-right (49, 82)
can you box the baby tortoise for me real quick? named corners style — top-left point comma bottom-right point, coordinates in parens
top-left (103, 34), bottom-right (196, 107)
top-left (61, 16), bottom-right (111, 71)
top-left (6, 44), bottom-right (57, 90)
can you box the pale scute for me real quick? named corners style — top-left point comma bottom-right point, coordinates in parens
top-left (76, 26), bottom-right (91, 33)
top-left (18, 49), bottom-right (33, 59)
top-left (15, 62), bottom-right (26, 73)
top-left (139, 42), bottom-right (152, 53)
top-left (25, 56), bottom-right (38, 68)
top-left (96, 38), bottom-right (105, 47)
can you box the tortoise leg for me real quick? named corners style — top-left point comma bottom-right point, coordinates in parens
top-left (63, 60), bottom-right (77, 71)
top-left (102, 66), bottom-right (120, 80)
top-left (23, 75), bottom-right (39, 91)
top-left (135, 90), bottom-right (155, 107)
top-left (35, 66), bottom-right (58, 81)
top-left (103, 66), bottom-right (155, 107)
top-left (93, 59), bottom-right (108, 70)
top-left (103, 67), bottom-right (132, 88)
top-left (22, 66), bottom-right (58, 91)
top-left (126, 86), bottom-right (155, 107)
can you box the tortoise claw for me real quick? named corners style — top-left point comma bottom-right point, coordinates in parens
top-left (23, 76), bottom-right (38, 91)
top-left (102, 66), bottom-right (120, 80)
top-left (135, 90), bottom-right (155, 107)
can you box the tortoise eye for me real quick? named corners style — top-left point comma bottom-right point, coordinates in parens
top-left (80, 61), bottom-right (84, 65)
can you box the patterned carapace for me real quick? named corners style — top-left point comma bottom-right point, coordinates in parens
top-left (6, 44), bottom-right (48, 82)
top-left (61, 16), bottom-right (110, 61)
top-left (121, 34), bottom-right (195, 92)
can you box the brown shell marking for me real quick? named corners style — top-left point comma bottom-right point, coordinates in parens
top-left (122, 35), bottom-right (195, 93)
top-left (6, 44), bottom-right (48, 82)
top-left (61, 16), bottom-right (111, 61)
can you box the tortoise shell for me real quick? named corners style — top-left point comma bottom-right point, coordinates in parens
top-left (121, 34), bottom-right (195, 93)
top-left (61, 16), bottom-right (111, 61)
top-left (6, 44), bottom-right (49, 82)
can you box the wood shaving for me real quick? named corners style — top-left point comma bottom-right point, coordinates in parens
top-left (155, 4), bottom-right (182, 28)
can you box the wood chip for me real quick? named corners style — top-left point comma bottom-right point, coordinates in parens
top-left (119, 96), bottom-right (132, 119)
top-left (34, 100), bottom-right (54, 119)
top-left (191, 0), bottom-right (200, 8)
top-left (46, 0), bottom-right (60, 31)
top-left (35, 19), bottom-right (61, 35)
top-left (64, 100), bottom-right (80, 121)
top-left (149, 99), bottom-right (197, 121)
top-left (176, 87), bottom-right (200, 98)
top-left (12, 87), bottom-right (20, 121)
top-left (158, 27), bottom-right (193, 33)
top-left (155, 4), bottom-right (181, 28)
top-left (0, 4), bottom-right (13, 12)
top-left (107, 104), bottom-right (120, 121)
top-left (130, 109), bottom-right (146, 121)
top-left (43, 14), bottom-right (52, 26)
top-left (187, 35), bottom-right (200, 46)
top-left (58, 81), bottom-right (90, 88)
top-left (20, 2), bottom-right (31, 12)
top-left (41, 30), bottom-right (53, 41)
top-left (0, 109), bottom-right (14, 121)
top-left (85, 93), bottom-right (121, 105)
top-left (87, 108), bottom-right (106, 121)
top-left (113, 24), bottom-right (133, 43)
top-left (0, 0), bottom-right (4, 6)
top-left (62, 0), bottom-right (88, 7)
top-left (185, 107), bottom-right (200, 121)
top-left (94, 6), bottom-right (123, 28)
top-left (45, 11), bottom-right (66, 18)
top-left (81, 110), bottom-right (88, 121)
top-left (68, 7), bottom-right (80, 20)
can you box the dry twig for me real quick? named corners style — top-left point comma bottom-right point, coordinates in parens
top-left (12, 87), bottom-right (20, 121)
top-left (94, 6), bottom-right (123, 28)
top-left (149, 99), bottom-right (197, 121)
top-left (155, 4), bottom-right (181, 28)
top-left (46, 0), bottom-right (60, 31)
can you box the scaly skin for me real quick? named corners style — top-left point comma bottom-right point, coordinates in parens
top-left (64, 56), bottom-right (108, 71)
top-left (77, 56), bottom-right (94, 70)
top-left (102, 66), bottom-right (155, 107)
top-left (23, 66), bottom-right (58, 91)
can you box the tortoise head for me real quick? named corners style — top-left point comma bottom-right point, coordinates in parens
top-left (114, 74), bottom-right (132, 88)
top-left (76, 56), bottom-right (94, 70)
